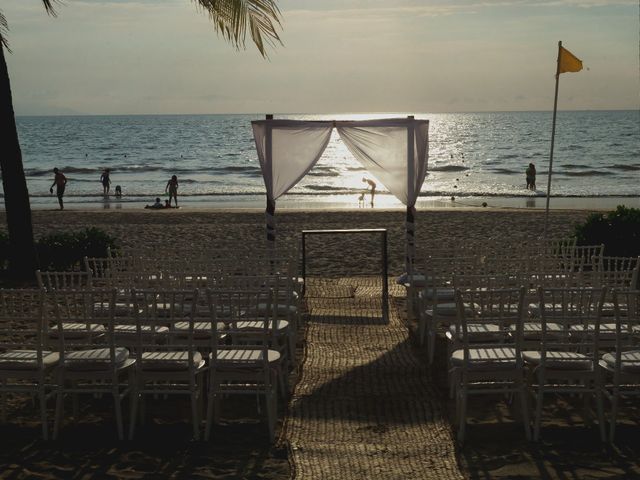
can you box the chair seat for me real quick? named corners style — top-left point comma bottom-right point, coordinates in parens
top-left (113, 324), bottom-right (169, 335)
top-left (600, 302), bottom-right (616, 316)
top-left (569, 323), bottom-right (628, 338)
top-left (601, 351), bottom-right (640, 374)
top-left (510, 322), bottom-right (564, 339)
top-left (0, 350), bottom-right (59, 370)
top-left (397, 273), bottom-right (434, 288)
top-left (213, 349), bottom-right (280, 365)
top-left (255, 303), bottom-right (297, 316)
top-left (51, 323), bottom-right (106, 339)
top-left (448, 323), bottom-right (503, 341)
top-left (172, 321), bottom-right (227, 339)
top-left (450, 347), bottom-right (517, 369)
top-left (140, 351), bottom-right (204, 370)
top-left (528, 303), bottom-right (582, 317)
top-left (153, 303), bottom-right (193, 316)
top-left (425, 302), bottom-right (477, 318)
top-left (419, 288), bottom-right (455, 302)
top-left (522, 350), bottom-right (593, 370)
top-left (94, 301), bottom-right (136, 316)
top-left (235, 320), bottom-right (289, 332)
top-left (64, 347), bottom-right (130, 370)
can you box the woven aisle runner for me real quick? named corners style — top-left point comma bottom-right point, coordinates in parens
top-left (284, 277), bottom-right (463, 479)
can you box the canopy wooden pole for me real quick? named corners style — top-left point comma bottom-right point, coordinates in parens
top-left (265, 114), bottom-right (275, 247)
top-left (406, 116), bottom-right (416, 274)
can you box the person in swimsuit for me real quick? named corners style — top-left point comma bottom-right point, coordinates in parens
top-left (50, 167), bottom-right (67, 210)
top-left (362, 177), bottom-right (376, 206)
top-left (526, 163), bottom-right (536, 190)
top-left (165, 175), bottom-right (179, 207)
top-left (100, 169), bottom-right (111, 195)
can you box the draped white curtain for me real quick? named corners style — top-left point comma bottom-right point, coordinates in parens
top-left (336, 119), bottom-right (429, 207)
top-left (252, 120), bottom-right (333, 201)
top-left (252, 118), bottom-right (429, 205)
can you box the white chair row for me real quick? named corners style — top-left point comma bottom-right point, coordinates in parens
top-left (412, 256), bottom-right (639, 363)
top-left (0, 287), bottom-right (287, 441)
top-left (449, 286), bottom-right (640, 444)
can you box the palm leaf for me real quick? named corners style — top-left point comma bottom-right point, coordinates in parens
top-left (194, 0), bottom-right (282, 57)
top-left (1, 1), bottom-right (59, 51)
top-left (0, 11), bottom-right (9, 51)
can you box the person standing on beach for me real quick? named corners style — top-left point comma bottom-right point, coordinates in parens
top-left (50, 167), bottom-right (67, 210)
top-left (362, 177), bottom-right (376, 206)
top-left (100, 168), bottom-right (111, 195)
top-left (525, 163), bottom-right (536, 190)
top-left (166, 175), bottom-right (179, 207)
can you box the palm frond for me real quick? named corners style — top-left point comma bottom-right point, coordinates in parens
top-left (41, 0), bottom-right (60, 17)
top-left (0, 10), bottom-right (10, 52)
top-left (194, 0), bottom-right (282, 57)
top-left (1, 1), bottom-right (60, 52)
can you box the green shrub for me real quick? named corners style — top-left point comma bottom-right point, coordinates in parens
top-left (574, 205), bottom-right (640, 257)
top-left (36, 228), bottom-right (118, 271)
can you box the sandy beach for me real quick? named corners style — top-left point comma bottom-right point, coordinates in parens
top-left (23, 207), bottom-right (592, 275)
top-left (0, 207), bottom-right (638, 479)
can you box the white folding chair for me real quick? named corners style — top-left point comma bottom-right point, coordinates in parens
top-left (36, 270), bottom-right (93, 291)
top-left (600, 289), bottom-right (640, 442)
top-left (0, 289), bottom-right (58, 439)
top-left (523, 287), bottom-right (607, 441)
top-left (50, 289), bottom-right (136, 440)
top-left (204, 289), bottom-right (280, 442)
top-left (450, 287), bottom-right (529, 444)
top-left (128, 288), bottom-right (206, 440)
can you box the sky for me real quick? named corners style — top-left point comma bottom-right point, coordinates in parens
top-left (2, 0), bottom-right (639, 115)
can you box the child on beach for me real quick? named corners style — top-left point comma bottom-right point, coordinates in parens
top-left (145, 197), bottom-right (164, 209)
top-left (50, 167), bottom-right (67, 210)
top-left (166, 175), bottom-right (179, 207)
top-left (114, 185), bottom-right (122, 198)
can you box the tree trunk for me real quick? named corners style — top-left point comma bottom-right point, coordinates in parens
top-left (0, 44), bottom-right (38, 282)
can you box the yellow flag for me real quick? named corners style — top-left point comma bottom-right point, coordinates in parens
top-left (558, 46), bottom-right (583, 74)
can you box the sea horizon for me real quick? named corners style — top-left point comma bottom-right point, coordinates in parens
top-left (15, 108), bottom-right (638, 118)
top-left (4, 110), bottom-right (638, 211)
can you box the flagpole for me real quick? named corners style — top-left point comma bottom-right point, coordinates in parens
top-left (543, 41), bottom-right (563, 238)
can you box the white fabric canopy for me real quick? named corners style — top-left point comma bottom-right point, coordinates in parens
top-left (336, 119), bottom-right (429, 207)
top-left (252, 117), bottom-right (429, 273)
top-left (252, 120), bottom-right (333, 201)
top-left (252, 118), bottom-right (429, 205)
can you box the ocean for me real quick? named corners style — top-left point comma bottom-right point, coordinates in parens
top-left (7, 111), bottom-right (640, 210)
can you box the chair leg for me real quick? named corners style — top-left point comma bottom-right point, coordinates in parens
top-left (427, 327), bottom-right (436, 364)
top-left (609, 389), bottom-right (619, 443)
top-left (53, 380), bottom-right (64, 440)
top-left (113, 389), bottom-right (124, 440)
top-left (1, 379), bottom-right (6, 423)
top-left (457, 386), bottom-right (468, 445)
top-left (129, 390), bottom-right (138, 440)
top-left (519, 384), bottom-right (531, 441)
top-left (533, 386), bottom-right (544, 442)
top-left (595, 389), bottom-right (606, 442)
top-left (191, 387), bottom-right (200, 441)
top-left (277, 366), bottom-right (288, 398)
top-left (39, 386), bottom-right (48, 440)
top-left (266, 389), bottom-right (277, 443)
top-left (71, 380), bottom-right (79, 422)
top-left (204, 389), bottom-right (215, 441)
top-left (287, 332), bottom-right (296, 365)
